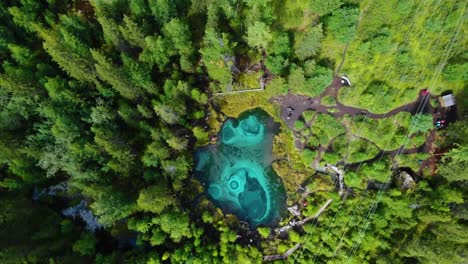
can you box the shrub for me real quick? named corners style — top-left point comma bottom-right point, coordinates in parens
top-left (294, 119), bottom-right (306, 130)
top-left (302, 110), bottom-right (315, 122)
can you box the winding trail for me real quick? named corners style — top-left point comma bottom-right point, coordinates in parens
top-left (273, 75), bottom-right (442, 172)
top-left (275, 76), bottom-right (437, 129)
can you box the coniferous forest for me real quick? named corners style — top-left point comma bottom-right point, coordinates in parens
top-left (0, 0), bottom-right (467, 263)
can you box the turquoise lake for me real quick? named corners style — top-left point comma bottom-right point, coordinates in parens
top-left (194, 110), bottom-right (286, 228)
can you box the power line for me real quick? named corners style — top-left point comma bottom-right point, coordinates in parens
top-left (328, 1), bottom-right (453, 257)
top-left (304, 1), bottom-right (428, 262)
top-left (340, 3), bottom-right (460, 260)
top-left (344, 3), bottom-right (466, 262)
top-left (291, 0), bottom-right (423, 261)
top-left (300, 0), bottom-right (454, 260)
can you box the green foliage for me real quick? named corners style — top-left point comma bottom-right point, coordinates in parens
top-left (310, 113), bottom-right (345, 146)
top-left (0, 1), bottom-right (466, 263)
top-left (236, 71), bottom-right (263, 89)
top-left (444, 120), bottom-right (468, 146)
top-left (137, 185), bottom-right (175, 214)
top-left (73, 233), bottom-right (97, 256)
top-left (294, 119), bottom-right (306, 130)
top-left (339, 0), bottom-right (466, 112)
top-left (350, 112), bottom-right (412, 150)
top-left (442, 63), bottom-right (468, 82)
top-left (163, 18), bottom-right (194, 71)
top-left (121, 54), bottom-right (157, 94)
top-left (302, 110), bottom-right (315, 122)
top-left (265, 55), bottom-right (289, 74)
top-left (153, 101), bottom-right (184, 125)
top-left (331, 135), bottom-right (380, 164)
top-left (269, 33), bottom-right (291, 56)
top-left (303, 59), bottom-right (317, 76)
top-left (321, 151), bottom-right (341, 165)
top-left (92, 125), bottom-right (136, 176)
top-left (190, 89), bottom-right (208, 104)
top-left (409, 113), bottom-right (433, 134)
top-left (344, 172), bottom-right (363, 188)
top-left (163, 19), bottom-right (190, 51)
top-left (265, 76), bottom-right (289, 96)
top-left (154, 212), bottom-right (192, 242)
top-left (166, 136), bottom-right (188, 151)
top-left (290, 65), bottom-right (332, 97)
top-left (60, 219), bottom-right (73, 235)
top-left (257, 227), bottom-right (271, 239)
top-left (37, 25), bottom-right (97, 83)
top-left (192, 126), bottom-right (209, 145)
top-left (0, 194), bottom-right (88, 262)
top-left (90, 188), bottom-right (136, 227)
top-left (91, 49), bottom-right (142, 100)
top-left (361, 159), bottom-right (392, 182)
top-left (310, 0), bottom-right (342, 16)
top-left (148, 0), bottom-right (175, 25)
top-left (149, 228), bottom-right (167, 246)
top-left (326, 7), bottom-right (360, 44)
top-left (294, 25), bottom-right (323, 60)
top-left (140, 35), bottom-right (171, 69)
top-left (438, 144), bottom-right (468, 182)
top-left (288, 66), bottom-right (306, 94)
top-left (200, 28), bottom-right (235, 89)
top-left (321, 95), bottom-right (336, 106)
top-left (162, 156), bottom-right (191, 189)
top-left (128, 0), bottom-right (148, 17)
top-left (302, 149), bottom-right (317, 164)
top-left (95, 16), bottom-right (122, 47)
top-left (246, 21), bottom-right (272, 49)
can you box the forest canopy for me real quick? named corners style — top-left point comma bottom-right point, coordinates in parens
top-left (0, 0), bottom-right (466, 263)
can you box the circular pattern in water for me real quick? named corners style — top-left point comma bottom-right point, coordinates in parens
top-left (229, 179), bottom-right (240, 190)
top-left (221, 116), bottom-right (265, 147)
top-left (208, 184), bottom-right (222, 200)
top-left (194, 110), bottom-right (286, 228)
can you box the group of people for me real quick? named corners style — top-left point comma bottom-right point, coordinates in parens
top-left (286, 106), bottom-right (295, 119)
top-left (435, 119), bottom-right (446, 128)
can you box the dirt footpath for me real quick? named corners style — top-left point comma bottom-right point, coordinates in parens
top-left (272, 75), bottom-right (442, 173)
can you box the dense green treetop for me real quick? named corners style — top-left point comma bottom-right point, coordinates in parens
top-left (0, 0), bottom-right (466, 263)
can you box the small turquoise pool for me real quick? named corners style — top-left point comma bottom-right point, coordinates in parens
top-left (194, 110), bottom-right (286, 228)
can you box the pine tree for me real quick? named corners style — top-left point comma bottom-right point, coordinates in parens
top-left (148, 0), bottom-right (175, 25)
top-left (162, 156), bottom-right (190, 182)
top-left (37, 27), bottom-right (97, 83)
top-left (246, 21), bottom-right (272, 49)
top-left (128, 0), bottom-right (148, 18)
top-left (294, 24), bottom-right (324, 60)
top-left (121, 54), bottom-right (158, 94)
top-left (200, 28), bottom-right (235, 88)
top-left (137, 184), bottom-right (175, 214)
top-left (163, 18), bottom-right (194, 71)
top-left (166, 136), bottom-right (188, 151)
top-left (142, 140), bottom-right (171, 167)
top-left (438, 144), bottom-right (468, 182)
top-left (72, 233), bottom-right (97, 256)
top-left (139, 35), bottom-right (172, 69)
top-left (91, 49), bottom-right (143, 100)
top-left (119, 15), bottom-right (146, 48)
top-left (152, 101), bottom-right (185, 125)
top-left (90, 187), bottom-right (136, 227)
top-left (153, 212), bottom-right (191, 242)
top-left (96, 16), bottom-right (124, 48)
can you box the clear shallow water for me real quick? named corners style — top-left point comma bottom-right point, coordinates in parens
top-left (194, 110), bottom-right (286, 228)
